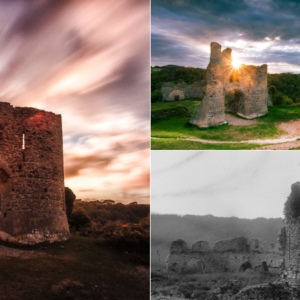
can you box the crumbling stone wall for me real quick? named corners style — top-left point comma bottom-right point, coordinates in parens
top-left (280, 182), bottom-right (300, 288)
top-left (161, 81), bottom-right (205, 101)
top-left (167, 237), bottom-right (282, 275)
top-left (0, 102), bottom-right (70, 245)
top-left (190, 42), bottom-right (268, 127)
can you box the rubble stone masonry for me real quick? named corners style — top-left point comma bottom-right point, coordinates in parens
top-left (0, 102), bottom-right (70, 245)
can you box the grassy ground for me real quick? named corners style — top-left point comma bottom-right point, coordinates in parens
top-left (151, 270), bottom-right (279, 300)
top-left (151, 99), bottom-right (300, 149)
top-left (0, 236), bottom-right (149, 300)
top-left (151, 138), bottom-right (271, 150)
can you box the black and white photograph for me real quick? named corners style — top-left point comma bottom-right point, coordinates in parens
top-left (151, 150), bottom-right (300, 299)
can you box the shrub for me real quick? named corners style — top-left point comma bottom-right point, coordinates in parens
top-left (151, 89), bottom-right (162, 103)
top-left (283, 95), bottom-right (294, 105)
top-left (295, 97), bottom-right (300, 103)
top-left (69, 206), bottom-right (91, 230)
top-left (273, 92), bottom-right (285, 106)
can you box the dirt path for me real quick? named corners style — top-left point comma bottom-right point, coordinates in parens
top-left (277, 119), bottom-right (300, 138)
top-left (152, 119), bottom-right (300, 147)
top-left (225, 114), bottom-right (258, 126)
top-left (253, 140), bottom-right (300, 150)
top-left (0, 245), bottom-right (46, 259)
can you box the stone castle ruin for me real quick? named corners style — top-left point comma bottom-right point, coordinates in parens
top-left (162, 42), bottom-right (268, 127)
top-left (165, 182), bottom-right (300, 299)
top-left (167, 237), bottom-right (282, 275)
top-left (161, 81), bottom-right (205, 101)
top-left (0, 102), bottom-right (70, 245)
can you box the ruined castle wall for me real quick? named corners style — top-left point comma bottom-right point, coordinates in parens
top-left (167, 238), bottom-right (282, 275)
top-left (189, 80), bottom-right (226, 127)
top-left (281, 221), bottom-right (300, 288)
top-left (189, 42), bottom-right (268, 126)
top-left (0, 102), bottom-right (70, 244)
top-left (161, 81), bottom-right (205, 101)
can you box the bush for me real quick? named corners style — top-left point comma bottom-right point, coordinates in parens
top-left (151, 89), bottom-right (162, 103)
top-left (273, 92), bottom-right (285, 106)
top-left (283, 95), bottom-right (294, 105)
top-left (69, 207), bottom-right (91, 230)
top-left (295, 97), bottom-right (300, 103)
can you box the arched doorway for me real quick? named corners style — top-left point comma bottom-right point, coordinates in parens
top-left (226, 89), bottom-right (245, 115)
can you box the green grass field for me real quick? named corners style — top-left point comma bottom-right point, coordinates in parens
top-left (0, 237), bottom-right (149, 300)
top-left (151, 99), bottom-right (300, 150)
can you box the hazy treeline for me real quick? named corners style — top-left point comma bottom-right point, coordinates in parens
top-left (151, 65), bottom-right (300, 104)
top-left (151, 214), bottom-right (283, 270)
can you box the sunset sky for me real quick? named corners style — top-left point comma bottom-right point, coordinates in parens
top-left (0, 0), bottom-right (150, 204)
top-left (152, 0), bottom-right (300, 73)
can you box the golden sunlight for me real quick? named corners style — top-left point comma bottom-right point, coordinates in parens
top-left (232, 59), bottom-right (241, 70)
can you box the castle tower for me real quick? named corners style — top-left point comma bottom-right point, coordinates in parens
top-left (0, 102), bottom-right (70, 244)
top-left (280, 182), bottom-right (300, 288)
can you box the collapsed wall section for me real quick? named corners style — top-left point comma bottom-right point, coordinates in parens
top-left (0, 102), bottom-right (70, 245)
top-left (167, 237), bottom-right (282, 275)
top-left (161, 81), bottom-right (205, 101)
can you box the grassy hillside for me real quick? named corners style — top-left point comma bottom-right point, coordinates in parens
top-left (151, 214), bottom-right (283, 270)
top-left (0, 236), bottom-right (149, 300)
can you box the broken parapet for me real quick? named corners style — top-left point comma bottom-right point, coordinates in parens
top-left (167, 236), bottom-right (282, 275)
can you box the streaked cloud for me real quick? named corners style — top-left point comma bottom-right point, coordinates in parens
top-left (0, 0), bottom-right (150, 203)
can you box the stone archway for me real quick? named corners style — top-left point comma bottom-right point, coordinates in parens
top-left (226, 89), bottom-right (245, 115)
top-left (182, 258), bottom-right (205, 274)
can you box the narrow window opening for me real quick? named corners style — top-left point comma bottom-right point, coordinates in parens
top-left (22, 132), bottom-right (25, 150)
top-left (22, 152), bottom-right (25, 162)
top-left (4, 213), bottom-right (7, 218)
top-left (12, 188), bottom-right (15, 192)
top-left (45, 188), bottom-right (48, 192)
top-left (18, 165), bottom-right (22, 170)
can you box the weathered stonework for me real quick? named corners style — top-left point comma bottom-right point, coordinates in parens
top-left (161, 81), bottom-right (205, 101)
top-left (280, 182), bottom-right (300, 289)
top-left (189, 42), bottom-right (268, 127)
top-left (189, 79), bottom-right (226, 127)
top-left (0, 102), bottom-right (70, 245)
top-left (167, 237), bottom-right (282, 275)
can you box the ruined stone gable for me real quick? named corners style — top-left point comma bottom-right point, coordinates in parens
top-left (167, 237), bottom-right (282, 275)
top-left (190, 42), bottom-right (268, 127)
top-left (0, 102), bottom-right (70, 245)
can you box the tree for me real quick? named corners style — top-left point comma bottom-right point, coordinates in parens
top-left (65, 187), bottom-right (76, 220)
top-left (268, 85), bottom-right (277, 98)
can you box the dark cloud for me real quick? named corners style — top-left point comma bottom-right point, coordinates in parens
top-left (152, 0), bottom-right (300, 71)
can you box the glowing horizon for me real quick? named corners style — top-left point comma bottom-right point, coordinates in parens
top-left (0, 0), bottom-right (150, 204)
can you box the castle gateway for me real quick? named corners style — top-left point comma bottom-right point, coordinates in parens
top-left (0, 102), bottom-right (70, 245)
